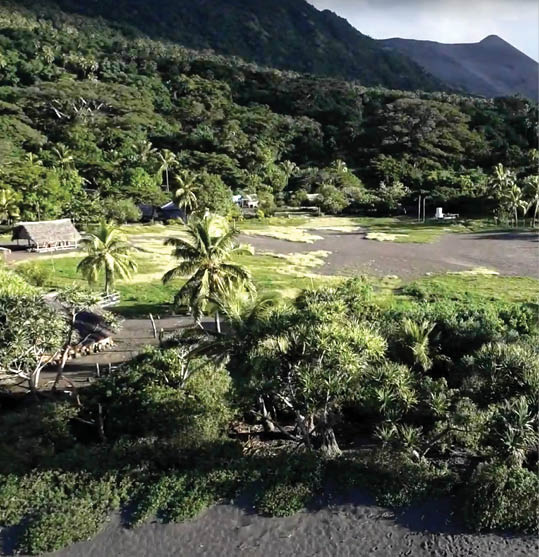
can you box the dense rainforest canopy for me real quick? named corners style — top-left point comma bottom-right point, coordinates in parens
top-left (17, 0), bottom-right (448, 90)
top-left (0, 2), bottom-right (537, 222)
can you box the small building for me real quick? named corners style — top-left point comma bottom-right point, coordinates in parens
top-left (12, 219), bottom-right (81, 253)
top-left (138, 202), bottom-right (186, 223)
top-left (158, 201), bottom-right (185, 222)
top-left (233, 194), bottom-right (259, 209)
top-left (138, 204), bottom-right (159, 222)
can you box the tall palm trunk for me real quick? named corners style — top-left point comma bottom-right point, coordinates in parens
top-left (215, 309), bottom-right (221, 333)
top-left (105, 267), bottom-right (112, 295)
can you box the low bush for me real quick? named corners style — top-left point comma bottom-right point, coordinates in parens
top-left (367, 451), bottom-right (456, 509)
top-left (93, 348), bottom-right (233, 446)
top-left (254, 452), bottom-right (323, 517)
top-left (15, 261), bottom-right (52, 287)
top-left (0, 471), bottom-right (132, 555)
top-left (130, 468), bottom-right (242, 526)
top-left (256, 482), bottom-right (314, 517)
top-left (464, 462), bottom-right (539, 534)
top-left (102, 197), bottom-right (142, 224)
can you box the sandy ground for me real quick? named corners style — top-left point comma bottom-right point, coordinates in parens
top-left (241, 231), bottom-right (539, 279)
top-left (41, 494), bottom-right (536, 557)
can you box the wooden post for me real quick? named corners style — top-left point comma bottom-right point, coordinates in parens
top-left (149, 313), bottom-right (158, 339)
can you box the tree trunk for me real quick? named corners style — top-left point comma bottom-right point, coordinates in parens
top-left (30, 365), bottom-right (41, 392)
top-left (215, 310), bottom-right (221, 333)
top-left (319, 425), bottom-right (341, 458)
top-left (165, 168), bottom-right (169, 193)
top-left (105, 268), bottom-right (111, 296)
top-left (258, 396), bottom-right (276, 433)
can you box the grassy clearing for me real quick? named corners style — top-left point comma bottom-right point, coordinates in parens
top-left (240, 216), bottom-right (363, 242)
top-left (14, 243), bottom-right (339, 316)
top-left (238, 216), bottom-right (519, 245)
top-left (402, 273), bottom-right (539, 304)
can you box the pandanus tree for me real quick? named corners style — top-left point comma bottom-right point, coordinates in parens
top-left (77, 221), bottom-right (137, 295)
top-left (162, 213), bottom-right (254, 332)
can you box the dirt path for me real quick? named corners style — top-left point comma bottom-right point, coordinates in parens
top-left (241, 231), bottom-right (539, 279)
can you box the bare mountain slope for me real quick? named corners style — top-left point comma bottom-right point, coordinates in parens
top-left (380, 35), bottom-right (538, 99)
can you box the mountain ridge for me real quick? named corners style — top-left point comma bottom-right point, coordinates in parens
top-left (17, 0), bottom-right (448, 92)
top-left (379, 35), bottom-right (538, 99)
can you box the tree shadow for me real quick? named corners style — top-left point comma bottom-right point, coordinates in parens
top-left (468, 231), bottom-right (539, 242)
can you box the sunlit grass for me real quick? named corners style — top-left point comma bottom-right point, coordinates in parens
top-left (402, 273), bottom-right (539, 304)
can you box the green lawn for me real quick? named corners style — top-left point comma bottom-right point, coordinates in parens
top-left (402, 273), bottom-right (539, 304)
top-left (11, 217), bottom-right (537, 317)
top-left (17, 248), bottom-right (340, 317)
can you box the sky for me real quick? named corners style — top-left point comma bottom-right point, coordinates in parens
top-left (309, 0), bottom-right (539, 61)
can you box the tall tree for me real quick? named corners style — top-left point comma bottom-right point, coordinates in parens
top-left (77, 221), bottom-right (137, 295)
top-left (173, 170), bottom-right (198, 216)
top-left (158, 149), bottom-right (176, 193)
top-left (523, 175), bottom-right (539, 227)
top-left (503, 183), bottom-right (527, 227)
top-left (0, 188), bottom-right (20, 223)
top-left (162, 213), bottom-right (254, 331)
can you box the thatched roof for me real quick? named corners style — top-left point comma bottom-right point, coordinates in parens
top-left (12, 219), bottom-right (81, 245)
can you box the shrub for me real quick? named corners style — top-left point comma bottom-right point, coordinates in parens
top-left (256, 482), bottom-right (313, 517)
top-left (130, 468), bottom-right (241, 526)
top-left (367, 451), bottom-right (455, 509)
top-left (15, 261), bottom-right (52, 287)
top-left (102, 197), bottom-right (142, 224)
top-left (464, 462), bottom-right (539, 533)
top-left (254, 452), bottom-right (323, 517)
top-left (94, 348), bottom-right (233, 446)
top-left (0, 471), bottom-right (131, 555)
top-left (461, 341), bottom-right (539, 405)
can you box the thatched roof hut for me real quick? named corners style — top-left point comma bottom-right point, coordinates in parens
top-left (12, 219), bottom-right (81, 252)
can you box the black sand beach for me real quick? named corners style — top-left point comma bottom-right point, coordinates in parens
top-left (40, 494), bottom-right (537, 557)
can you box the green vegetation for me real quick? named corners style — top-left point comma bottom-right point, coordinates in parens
top-left (1, 263), bottom-right (538, 553)
top-left (162, 213), bottom-right (254, 329)
top-left (77, 221), bottom-right (138, 295)
top-left (0, 0), bottom-right (538, 550)
top-left (0, 3), bottom-right (537, 228)
top-left (403, 274), bottom-right (539, 303)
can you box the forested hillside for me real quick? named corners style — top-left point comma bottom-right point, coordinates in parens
top-left (18, 0), bottom-right (447, 91)
top-left (0, 2), bottom-right (537, 223)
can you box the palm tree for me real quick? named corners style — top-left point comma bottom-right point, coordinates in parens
top-left (52, 144), bottom-right (74, 168)
top-left (162, 213), bottom-right (254, 331)
top-left (0, 188), bottom-right (20, 224)
top-left (503, 183), bottom-right (527, 227)
top-left (77, 221), bottom-right (138, 295)
top-left (173, 170), bottom-right (198, 216)
top-left (134, 140), bottom-right (157, 164)
top-left (158, 149), bottom-right (176, 193)
top-left (523, 175), bottom-right (539, 227)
